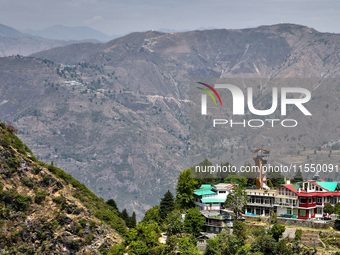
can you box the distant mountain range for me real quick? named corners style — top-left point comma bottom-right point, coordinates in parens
top-left (0, 23), bottom-right (118, 57)
top-left (0, 23), bottom-right (340, 219)
top-left (22, 25), bottom-right (118, 42)
top-left (0, 23), bottom-right (28, 38)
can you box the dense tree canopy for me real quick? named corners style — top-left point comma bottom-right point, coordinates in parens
top-left (184, 208), bottom-right (205, 237)
top-left (324, 203), bottom-right (334, 214)
top-left (106, 199), bottom-right (119, 213)
top-left (224, 175), bottom-right (247, 187)
top-left (233, 220), bottom-right (248, 244)
top-left (165, 210), bottom-right (184, 236)
top-left (270, 224), bottom-right (286, 241)
top-left (334, 202), bottom-right (340, 215)
top-left (141, 205), bottom-right (161, 224)
top-left (178, 235), bottom-right (201, 255)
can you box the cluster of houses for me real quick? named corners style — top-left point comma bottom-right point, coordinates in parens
top-left (194, 176), bottom-right (340, 251)
top-left (194, 176), bottom-right (340, 235)
top-left (193, 149), bottom-right (340, 251)
top-left (194, 175), bottom-right (340, 251)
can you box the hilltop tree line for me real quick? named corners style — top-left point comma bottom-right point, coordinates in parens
top-left (106, 199), bottom-right (136, 229)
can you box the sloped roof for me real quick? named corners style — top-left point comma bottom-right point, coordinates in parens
top-left (213, 183), bottom-right (236, 191)
top-left (315, 181), bottom-right (339, 191)
top-left (194, 189), bottom-right (216, 196)
top-left (200, 184), bottom-right (212, 189)
top-left (284, 184), bottom-right (299, 193)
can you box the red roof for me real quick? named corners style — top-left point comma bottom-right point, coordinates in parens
top-left (284, 184), bottom-right (299, 194)
top-left (284, 184), bottom-right (340, 197)
top-left (298, 192), bottom-right (340, 197)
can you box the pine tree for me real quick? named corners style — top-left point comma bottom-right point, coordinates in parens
top-left (176, 169), bottom-right (198, 208)
top-left (121, 208), bottom-right (129, 225)
top-left (292, 169), bottom-right (303, 183)
top-left (129, 212), bottom-right (137, 228)
top-left (106, 199), bottom-right (119, 212)
top-left (159, 190), bottom-right (175, 219)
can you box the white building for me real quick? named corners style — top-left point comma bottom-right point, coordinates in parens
top-left (194, 183), bottom-right (237, 211)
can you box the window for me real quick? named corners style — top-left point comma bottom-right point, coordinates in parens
top-left (317, 197), bottom-right (322, 203)
top-left (210, 227), bottom-right (214, 232)
top-left (308, 197), bottom-right (312, 204)
top-left (310, 209), bottom-right (314, 216)
top-left (317, 208), bottom-right (322, 214)
top-left (300, 209), bottom-right (306, 217)
top-left (300, 197), bottom-right (307, 204)
top-left (313, 197), bottom-right (316, 203)
top-left (287, 208), bottom-right (292, 214)
top-left (293, 208), bottom-right (298, 215)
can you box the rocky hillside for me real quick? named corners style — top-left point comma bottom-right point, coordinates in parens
top-left (0, 23), bottom-right (340, 218)
top-left (0, 121), bottom-right (124, 254)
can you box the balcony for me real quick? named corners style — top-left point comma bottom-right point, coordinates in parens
top-left (274, 202), bottom-right (298, 207)
top-left (205, 220), bottom-right (233, 228)
top-left (247, 202), bottom-right (274, 207)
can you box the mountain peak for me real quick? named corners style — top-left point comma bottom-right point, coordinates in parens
top-left (0, 23), bottom-right (25, 38)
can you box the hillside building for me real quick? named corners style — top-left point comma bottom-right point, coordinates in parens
top-left (275, 179), bottom-right (340, 219)
top-left (193, 183), bottom-right (237, 211)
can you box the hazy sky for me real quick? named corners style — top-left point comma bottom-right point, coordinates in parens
top-left (1, 0), bottom-right (339, 36)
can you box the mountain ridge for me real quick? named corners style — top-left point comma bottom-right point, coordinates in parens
top-left (22, 25), bottom-right (115, 42)
top-left (0, 23), bottom-right (339, 219)
top-left (0, 23), bottom-right (106, 57)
